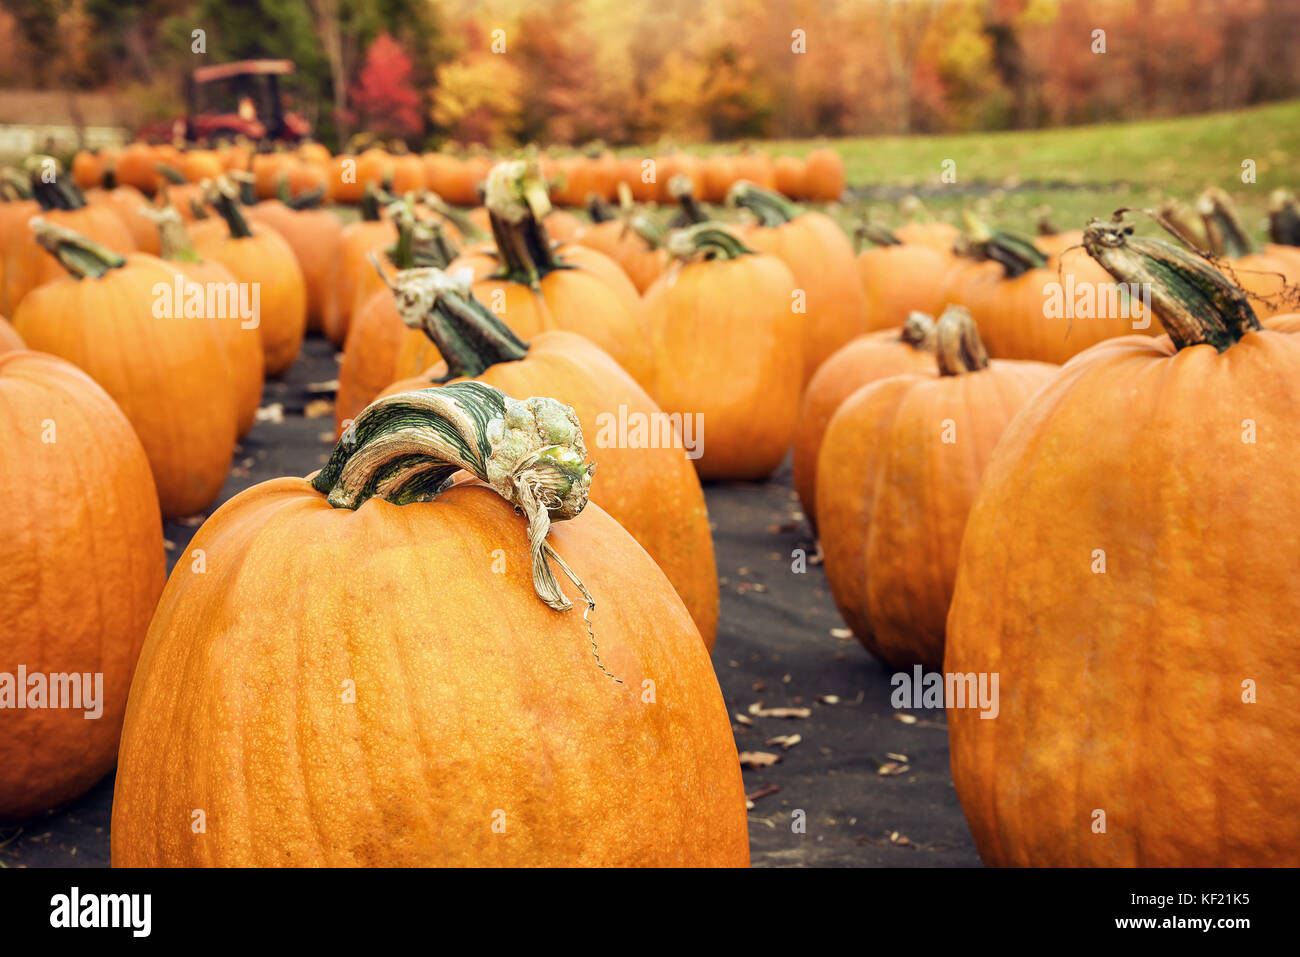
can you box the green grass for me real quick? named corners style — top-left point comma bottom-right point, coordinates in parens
top-left (693, 99), bottom-right (1300, 242)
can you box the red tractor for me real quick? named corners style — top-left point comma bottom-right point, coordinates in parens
top-left (142, 59), bottom-right (311, 145)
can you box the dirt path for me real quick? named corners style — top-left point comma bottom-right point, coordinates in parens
top-left (1, 334), bottom-right (980, 868)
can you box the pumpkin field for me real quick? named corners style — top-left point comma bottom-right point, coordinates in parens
top-left (2, 1), bottom-right (1300, 895)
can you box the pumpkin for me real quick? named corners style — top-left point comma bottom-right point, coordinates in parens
top-left (729, 181), bottom-right (868, 384)
top-left (0, 351), bottom-right (165, 822)
top-left (656, 152), bottom-right (704, 205)
top-left (323, 185), bottom-right (397, 345)
top-left (792, 313), bottom-right (937, 529)
top-left (424, 161), bottom-right (653, 391)
top-left (0, 314), bottom-right (23, 353)
top-left (1, 159), bottom-right (136, 316)
top-left (13, 223), bottom-right (238, 518)
top-left (422, 152), bottom-right (483, 207)
top-left (193, 178), bottom-right (307, 377)
top-left (801, 147), bottom-right (846, 202)
top-left (145, 205), bottom-right (264, 438)
top-left (818, 307), bottom-right (1056, 670)
top-left (83, 174), bottom-right (161, 256)
top-left (732, 147), bottom-right (775, 191)
top-left (110, 382), bottom-right (747, 866)
top-left (773, 155), bottom-right (806, 200)
top-left (246, 190), bottom-right (343, 334)
top-left (647, 224), bottom-right (800, 481)
top-left (947, 216), bottom-right (1300, 866)
top-left (327, 154), bottom-right (364, 204)
top-left (701, 155), bottom-right (736, 204)
top-left (114, 142), bottom-right (164, 196)
top-left (180, 149), bottom-right (224, 184)
top-left (70, 150), bottom-right (104, 191)
top-left (894, 219), bottom-right (960, 254)
top-left (334, 207), bottom-right (458, 435)
top-left (573, 192), bottom-right (668, 294)
top-left (377, 269), bottom-right (719, 648)
top-left (855, 224), bottom-right (951, 331)
top-left (941, 223), bottom-right (1153, 364)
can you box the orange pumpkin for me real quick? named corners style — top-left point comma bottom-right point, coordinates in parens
top-left (0, 314), bottom-right (23, 353)
top-left (818, 307), bottom-right (1057, 669)
top-left (729, 181), bottom-right (868, 384)
top-left (246, 194), bottom-right (343, 334)
top-left (114, 142), bottom-right (164, 196)
top-left (111, 382), bottom-right (748, 866)
top-left (855, 224), bottom-right (951, 331)
top-left (84, 177), bottom-right (161, 256)
top-left (146, 205), bottom-right (264, 438)
top-left (14, 223), bottom-right (238, 518)
top-left (773, 155), bottom-right (806, 200)
top-left (0, 351), bottom-right (165, 822)
top-left (572, 195), bottom-right (668, 294)
top-left (701, 155), bottom-right (736, 204)
top-left (323, 187), bottom-right (398, 345)
top-left (947, 218), bottom-right (1300, 866)
top-left (193, 179), bottom-right (307, 377)
top-left (894, 219), bottom-right (960, 254)
top-left (377, 272), bottom-right (719, 647)
top-left (1, 160), bottom-right (136, 315)
top-left (647, 224), bottom-right (800, 481)
top-left (793, 314), bottom-right (937, 528)
top-left (801, 147), bottom-right (846, 202)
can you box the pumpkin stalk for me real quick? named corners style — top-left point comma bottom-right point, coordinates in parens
top-left (727, 180), bottom-right (801, 227)
top-left (586, 193), bottom-right (616, 223)
top-left (668, 174), bottom-right (708, 225)
top-left (900, 311), bottom-right (937, 350)
top-left (31, 219), bottom-right (127, 279)
top-left (1197, 187), bottom-right (1253, 258)
top-left (1268, 189), bottom-right (1300, 248)
top-left (962, 213), bottom-right (1047, 277)
top-left (483, 159), bottom-right (564, 286)
top-left (934, 306), bottom-right (989, 375)
top-left (1083, 213), bottom-right (1260, 352)
top-left (312, 381), bottom-right (618, 681)
top-left (665, 222), bottom-right (757, 262)
top-left (25, 156), bottom-right (84, 211)
top-left (139, 205), bottom-right (201, 263)
top-left (381, 264), bottom-right (529, 379)
top-left (203, 177), bottom-right (255, 239)
top-left (418, 190), bottom-right (484, 241)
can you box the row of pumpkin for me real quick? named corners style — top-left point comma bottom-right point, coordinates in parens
top-left (67, 140), bottom-right (848, 210)
top-left (3, 146), bottom-right (1299, 864)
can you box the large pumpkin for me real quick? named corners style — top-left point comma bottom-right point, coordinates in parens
top-left (728, 181), bottom-right (868, 384)
top-left (376, 268), bottom-right (719, 649)
top-left (646, 224), bottom-right (800, 481)
top-left (145, 204), bottom-right (265, 438)
top-left (193, 178), bottom-right (307, 377)
top-left (818, 308), bottom-right (1055, 669)
top-left (0, 351), bottom-right (165, 822)
top-left (792, 313), bottom-right (937, 528)
top-left (14, 223), bottom-right (238, 518)
top-left (947, 217), bottom-right (1300, 866)
top-left (111, 382), bottom-right (748, 866)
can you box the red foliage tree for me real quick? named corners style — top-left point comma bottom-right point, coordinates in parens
top-left (349, 32), bottom-right (423, 141)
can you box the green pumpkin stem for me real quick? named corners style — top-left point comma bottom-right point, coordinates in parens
top-left (962, 214), bottom-right (1047, 277)
top-left (934, 306), bottom-right (989, 375)
top-left (156, 163), bottom-right (187, 186)
top-left (1083, 213), bottom-right (1261, 352)
top-left (418, 190), bottom-right (484, 241)
top-left (31, 219), bottom-right (126, 279)
top-left (312, 380), bottom-right (618, 681)
top-left (665, 222), bottom-right (757, 262)
top-left (855, 221), bottom-right (902, 252)
top-left (26, 156), bottom-right (85, 211)
top-left (359, 183), bottom-right (387, 221)
top-left (203, 177), bottom-right (255, 239)
top-left (668, 174), bottom-right (708, 226)
top-left (483, 159), bottom-right (564, 285)
top-left (381, 264), bottom-right (529, 379)
top-left (727, 180), bottom-right (801, 227)
top-left (586, 193), bottom-right (616, 223)
top-left (139, 205), bottom-right (201, 263)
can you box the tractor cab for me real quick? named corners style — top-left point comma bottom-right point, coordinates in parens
top-left (182, 59), bottom-right (311, 145)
